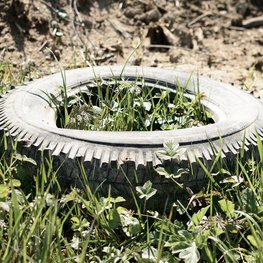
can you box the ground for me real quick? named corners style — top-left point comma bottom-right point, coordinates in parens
top-left (0, 0), bottom-right (263, 98)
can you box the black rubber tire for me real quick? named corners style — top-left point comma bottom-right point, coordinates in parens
top-left (0, 66), bottom-right (263, 191)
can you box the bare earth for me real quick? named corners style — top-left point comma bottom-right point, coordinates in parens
top-left (0, 0), bottom-right (263, 98)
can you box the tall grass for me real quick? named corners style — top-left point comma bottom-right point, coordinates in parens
top-left (0, 62), bottom-right (262, 262)
top-left (0, 62), bottom-right (34, 94)
top-left (0, 138), bottom-right (262, 262)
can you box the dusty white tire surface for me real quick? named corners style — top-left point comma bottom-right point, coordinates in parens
top-left (0, 66), bottom-right (263, 190)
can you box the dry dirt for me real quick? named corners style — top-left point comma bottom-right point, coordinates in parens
top-left (0, 0), bottom-right (263, 97)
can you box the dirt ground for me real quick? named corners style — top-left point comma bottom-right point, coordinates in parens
top-left (0, 0), bottom-right (263, 98)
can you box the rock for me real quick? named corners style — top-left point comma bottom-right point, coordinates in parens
top-left (255, 37), bottom-right (263, 45)
top-left (231, 15), bottom-right (243, 27)
top-left (251, 0), bottom-right (263, 7)
top-left (163, 13), bottom-right (176, 28)
top-left (194, 27), bottom-right (204, 42)
top-left (162, 26), bottom-right (179, 46)
top-left (254, 58), bottom-right (263, 72)
top-left (236, 2), bottom-right (248, 16)
top-left (123, 6), bottom-right (142, 18)
top-left (169, 51), bottom-right (182, 63)
top-left (173, 26), bottom-right (193, 49)
top-left (137, 8), bottom-right (161, 24)
top-left (146, 24), bottom-right (177, 46)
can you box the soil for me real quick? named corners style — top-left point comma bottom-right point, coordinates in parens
top-left (0, 0), bottom-right (263, 98)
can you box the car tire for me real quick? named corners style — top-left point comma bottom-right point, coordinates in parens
top-left (1, 66), bottom-right (263, 195)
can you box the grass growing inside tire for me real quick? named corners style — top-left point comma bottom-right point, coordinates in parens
top-left (56, 77), bottom-right (213, 131)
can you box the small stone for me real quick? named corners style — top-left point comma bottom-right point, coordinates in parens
top-left (254, 58), bottom-right (263, 72)
top-left (140, 8), bottom-right (161, 24)
top-left (169, 51), bottom-right (182, 63)
top-left (123, 6), bottom-right (142, 18)
top-left (173, 27), bottom-right (193, 49)
top-left (236, 2), bottom-right (248, 16)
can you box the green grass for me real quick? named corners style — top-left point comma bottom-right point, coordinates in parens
top-left (0, 62), bottom-right (262, 262)
top-left (55, 76), bottom-right (213, 132)
top-left (0, 62), bottom-right (36, 94)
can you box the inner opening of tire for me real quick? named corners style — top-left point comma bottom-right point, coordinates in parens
top-left (56, 77), bottom-right (214, 131)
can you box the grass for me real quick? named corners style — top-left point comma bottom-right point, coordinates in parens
top-left (0, 62), bottom-right (262, 262)
top-left (55, 74), bottom-right (213, 131)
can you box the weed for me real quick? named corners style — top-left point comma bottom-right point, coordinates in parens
top-left (0, 62), bottom-right (34, 94)
top-left (0, 64), bottom-right (262, 262)
top-left (55, 75), bottom-right (213, 131)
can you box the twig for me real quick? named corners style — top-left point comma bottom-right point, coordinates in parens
top-left (70, 0), bottom-right (94, 48)
top-left (14, 21), bottom-right (25, 34)
top-left (40, 0), bottom-right (70, 22)
top-left (38, 41), bottom-right (48, 52)
top-left (109, 20), bottom-right (130, 38)
top-left (0, 48), bottom-right (6, 59)
top-left (40, 0), bottom-right (83, 27)
top-left (145, 44), bottom-right (210, 55)
top-left (226, 26), bottom-right (245, 31)
top-left (73, 0), bottom-right (84, 25)
top-left (242, 16), bottom-right (263, 28)
top-left (188, 12), bottom-right (211, 27)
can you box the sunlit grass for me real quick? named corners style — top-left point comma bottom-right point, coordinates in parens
top-left (0, 62), bottom-right (262, 262)
top-left (0, 137), bottom-right (262, 262)
top-left (55, 75), bottom-right (213, 132)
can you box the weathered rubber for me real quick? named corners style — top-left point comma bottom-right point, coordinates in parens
top-left (0, 66), bottom-right (263, 188)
